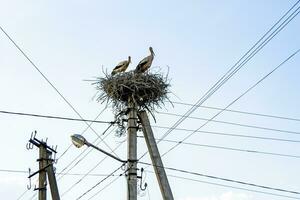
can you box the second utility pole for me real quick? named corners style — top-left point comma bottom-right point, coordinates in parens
top-left (127, 101), bottom-right (138, 200)
top-left (39, 143), bottom-right (47, 200)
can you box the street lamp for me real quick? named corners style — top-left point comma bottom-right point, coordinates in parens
top-left (70, 134), bottom-right (126, 163)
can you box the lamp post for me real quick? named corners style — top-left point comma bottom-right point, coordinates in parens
top-left (70, 134), bottom-right (126, 163)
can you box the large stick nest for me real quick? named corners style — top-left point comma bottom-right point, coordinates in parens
top-left (93, 70), bottom-right (170, 112)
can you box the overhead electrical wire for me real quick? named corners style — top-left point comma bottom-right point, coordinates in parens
top-left (2, 108), bottom-right (300, 136)
top-left (161, 48), bottom-right (300, 158)
top-left (61, 138), bottom-right (126, 197)
top-left (171, 101), bottom-right (300, 122)
top-left (57, 123), bottom-right (115, 181)
top-left (0, 169), bottom-right (120, 177)
top-left (1, 107), bottom-right (300, 142)
top-left (21, 108), bottom-right (109, 200)
top-left (26, 123), bottom-right (116, 200)
top-left (68, 2), bottom-right (300, 199)
top-left (75, 164), bottom-right (126, 200)
top-left (85, 159), bottom-right (300, 200)
top-left (0, 25), bottom-right (119, 160)
top-left (152, 125), bottom-right (300, 143)
top-left (27, 123), bottom-right (117, 200)
top-left (159, 0), bottom-right (300, 141)
top-left (1, 109), bottom-right (299, 136)
top-left (22, 106), bottom-right (111, 196)
top-left (1, 108), bottom-right (299, 143)
top-left (16, 190), bottom-right (28, 200)
top-left (0, 110), bottom-right (115, 124)
top-left (3, 108), bottom-right (300, 146)
top-left (62, 2), bottom-right (300, 199)
top-left (138, 0), bottom-right (300, 161)
top-left (31, 108), bottom-right (111, 200)
top-left (4, 1), bottom-right (300, 199)
top-left (0, 25), bottom-right (124, 200)
top-left (136, 136), bottom-right (300, 159)
top-left (56, 107), bottom-right (109, 162)
top-left (146, 171), bottom-right (300, 200)
top-left (139, 161), bottom-right (300, 195)
top-left (157, 112), bottom-right (300, 135)
top-left (87, 169), bottom-right (128, 200)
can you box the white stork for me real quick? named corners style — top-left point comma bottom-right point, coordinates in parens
top-left (111, 56), bottom-right (131, 75)
top-left (135, 47), bottom-right (155, 73)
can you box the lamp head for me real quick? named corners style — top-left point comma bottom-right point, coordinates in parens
top-left (71, 134), bottom-right (87, 148)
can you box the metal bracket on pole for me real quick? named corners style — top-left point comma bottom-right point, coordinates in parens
top-left (137, 168), bottom-right (147, 191)
top-left (27, 168), bottom-right (32, 190)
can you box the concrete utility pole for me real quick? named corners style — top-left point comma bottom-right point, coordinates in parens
top-left (139, 111), bottom-right (174, 200)
top-left (27, 133), bottom-right (60, 200)
top-left (127, 102), bottom-right (138, 200)
top-left (47, 159), bottom-right (60, 200)
top-left (38, 145), bottom-right (47, 200)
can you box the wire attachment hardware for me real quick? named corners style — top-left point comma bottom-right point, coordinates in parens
top-left (26, 131), bottom-right (37, 150)
top-left (137, 168), bottom-right (147, 191)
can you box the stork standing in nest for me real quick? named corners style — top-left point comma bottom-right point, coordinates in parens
top-left (135, 47), bottom-right (155, 73)
top-left (111, 56), bottom-right (131, 75)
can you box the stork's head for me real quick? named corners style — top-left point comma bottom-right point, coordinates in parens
top-left (149, 47), bottom-right (155, 56)
top-left (128, 56), bottom-right (131, 63)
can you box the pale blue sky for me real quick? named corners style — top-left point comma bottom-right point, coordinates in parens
top-left (0, 0), bottom-right (300, 199)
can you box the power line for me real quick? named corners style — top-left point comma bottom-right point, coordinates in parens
top-left (171, 101), bottom-right (300, 122)
top-left (74, 126), bottom-right (300, 198)
top-left (157, 112), bottom-right (300, 135)
top-left (152, 125), bottom-right (300, 143)
top-left (0, 25), bottom-right (119, 159)
top-left (159, 0), bottom-right (300, 142)
top-left (139, 162), bottom-right (300, 195)
top-left (87, 169), bottom-right (127, 200)
top-left (56, 106), bottom-right (109, 174)
top-left (27, 122), bottom-right (116, 200)
top-left (2, 108), bottom-right (299, 136)
top-left (57, 123), bottom-right (115, 181)
top-left (162, 48), bottom-right (300, 157)
top-left (2, 108), bottom-right (299, 137)
top-left (7, 110), bottom-right (120, 198)
top-left (183, 2), bottom-right (300, 123)
top-left (0, 169), bottom-right (120, 177)
top-left (63, 3), bottom-right (300, 198)
top-left (146, 171), bottom-right (300, 200)
top-left (25, 109), bottom-right (110, 200)
top-left (138, 0), bottom-right (300, 161)
top-left (38, 106), bottom-right (108, 172)
top-left (0, 110), bottom-right (115, 124)
top-left (136, 136), bottom-right (300, 159)
top-left (61, 138), bottom-right (126, 197)
top-left (75, 164), bottom-right (126, 200)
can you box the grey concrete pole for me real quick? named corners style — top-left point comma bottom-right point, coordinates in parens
top-left (139, 111), bottom-right (174, 200)
top-left (39, 145), bottom-right (47, 200)
top-left (46, 153), bottom-right (60, 200)
top-left (127, 103), bottom-right (138, 200)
